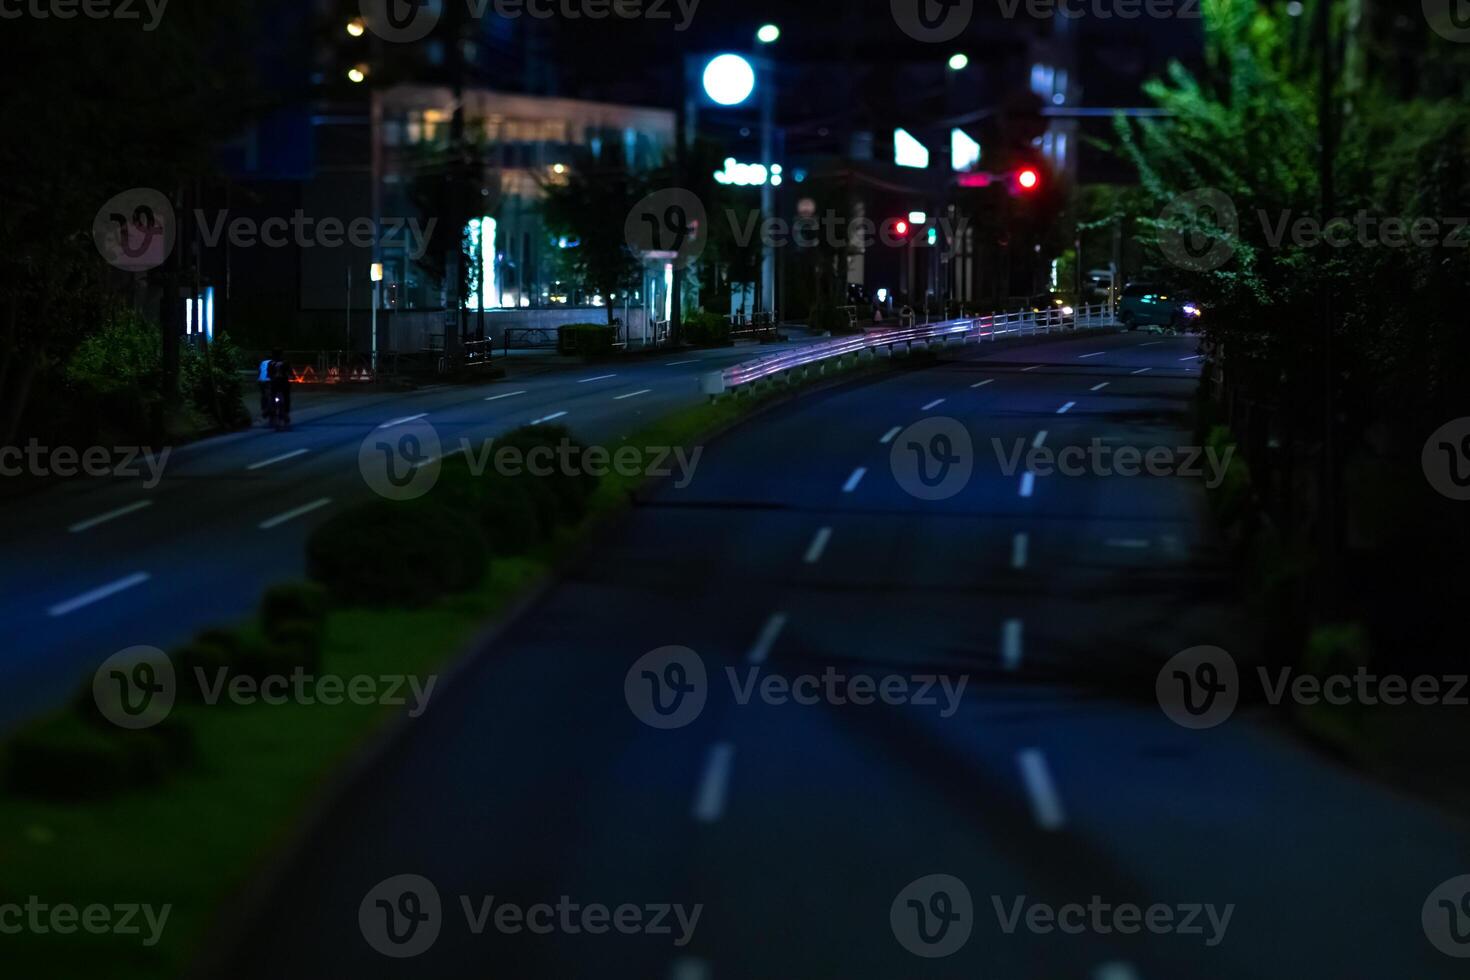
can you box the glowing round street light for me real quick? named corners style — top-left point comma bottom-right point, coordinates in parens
top-left (702, 54), bottom-right (756, 107)
top-left (346, 18), bottom-right (366, 37)
top-left (347, 64), bottom-right (369, 84)
top-left (948, 52), bottom-right (969, 71)
top-left (757, 24), bottom-right (781, 44)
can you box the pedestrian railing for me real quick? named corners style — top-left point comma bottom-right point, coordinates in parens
top-left (702, 303), bottom-right (1117, 396)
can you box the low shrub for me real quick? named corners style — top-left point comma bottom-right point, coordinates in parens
top-left (306, 500), bottom-right (488, 606)
top-left (259, 583), bottom-right (328, 638)
top-left (808, 303), bottom-right (857, 335)
top-left (681, 310), bottom-right (732, 347)
top-left (492, 424), bottom-right (599, 526)
top-left (243, 621), bottom-right (323, 678)
top-left (173, 629), bottom-right (248, 701)
top-left (5, 712), bottom-right (194, 801)
top-left (480, 474), bottom-right (545, 554)
top-left (429, 456), bottom-right (485, 512)
top-left (558, 323), bottom-right (616, 357)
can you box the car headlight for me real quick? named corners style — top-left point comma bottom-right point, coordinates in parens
top-left (1182, 304), bottom-right (1201, 317)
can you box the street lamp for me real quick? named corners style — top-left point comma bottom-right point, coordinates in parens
top-left (370, 262), bottom-right (383, 372)
top-left (702, 54), bottom-right (756, 106)
top-left (948, 52), bottom-right (969, 71)
top-left (757, 24), bottom-right (781, 44)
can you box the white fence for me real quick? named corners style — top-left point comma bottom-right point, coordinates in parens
top-left (702, 303), bottom-right (1117, 396)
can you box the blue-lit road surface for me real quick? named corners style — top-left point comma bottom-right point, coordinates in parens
top-left (216, 332), bottom-right (1466, 979)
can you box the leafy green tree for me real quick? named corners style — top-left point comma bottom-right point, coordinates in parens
top-left (539, 146), bottom-right (648, 326)
top-left (0, 4), bottom-right (270, 442)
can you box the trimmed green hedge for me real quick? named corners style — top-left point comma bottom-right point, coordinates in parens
top-left (682, 310), bottom-right (732, 347)
top-left (306, 500), bottom-right (488, 607)
top-left (5, 712), bottom-right (194, 802)
top-left (558, 322), bottom-right (616, 357)
top-left (491, 424), bottom-right (600, 526)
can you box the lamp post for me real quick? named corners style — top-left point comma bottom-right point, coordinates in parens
top-left (697, 30), bottom-right (780, 322)
top-left (370, 262), bottom-right (384, 373)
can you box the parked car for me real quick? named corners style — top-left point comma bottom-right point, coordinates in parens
top-left (1118, 282), bottom-right (1201, 331)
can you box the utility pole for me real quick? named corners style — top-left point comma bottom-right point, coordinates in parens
top-left (1317, 0), bottom-right (1340, 589)
top-left (672, 57), bottom-right (690, 346)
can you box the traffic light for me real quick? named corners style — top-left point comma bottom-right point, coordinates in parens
top-left (1015, 167), bottom-right (1041, 193)
top-left (894, 219), bottom-right (911, 237)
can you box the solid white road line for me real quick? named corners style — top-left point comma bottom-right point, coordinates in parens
top-left (1078, 351), bottom-right (1105, 359)
top-left (922, 398), bottom-right (946, 411)
top-left (578, 374), bottom-right (618, 383)
top-left (47, 572), bottom-right (151, 617)
top-left (411, 445), bottom-right (467, 472)
top-left (971, 378), bottom-right (994, 388)
top-left (68, 500), bottom-right (153, 534)
top-left (692, 743), bottom-right (736, 823)
top-left (379, 413), bottom-right (427, 429)
top-left (1107, 538), bottom-right (1151, 550)
top-left (1180, 354), bottom-right (1202, 361)
top-left (259, 497), bottom-right (333, 531)
top-left (1011, 533), bottom-right (1029, 570)
top-left (842, 467), bottom-right (867, 493)
top-left (485, 390), bottom-right (526, 401)
top-left (804, 527), bottom-right (833, 564)
top-left (1137, 341), bottom-right (1163, 348)
top-left (747, 613), bottom-right (789, 665)
top-left (1022, 364), bottom-right (1043, 372)
top-left (665, 360), bottom-right (698, 367)
top-left (1131, 367), bottom-right (1152, 375)
top-left (614, 389), bottom-right (652, 400)
top-left (1032, 430), bottom-right (1049, 450)
top-left (1090, 382), bottom-right (1110, 392)
top-left (1020, 472), bottom-right (1036, 498)
top-left (1018, 748), bottom-right (1067, 831)
top-left (1056, 402), bottom-right (1076, 415)
top-left (879, 426), bottom-right (902, 445)
top-left (246, 448), bottom-right (309, 471)
top-left (531, 411), bottom-right (569, 425)
top-left (1002, 619), bottom-right (1024, 670)
top-left (1095, 963), bottom-right (1141, 980)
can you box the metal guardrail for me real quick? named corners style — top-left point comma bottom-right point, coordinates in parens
top-left (702, 303), bottom-right (1117, 396)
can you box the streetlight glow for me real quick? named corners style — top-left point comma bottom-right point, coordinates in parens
top-left (347, 65), bottom-right (368, 84)
top-left (948, 53), bottom-right (969, 71)
top-left (346, 18), bottom-right (365, 37)
top-left (702, 54), bottom-right (756, 106)
top-left (757, 24), bottom-right (781, 44)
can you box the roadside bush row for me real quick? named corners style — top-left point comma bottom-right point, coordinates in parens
top-left (3, 584), bottom-right (328, 801)
top-left (3, 424), bottom-right (600, 801)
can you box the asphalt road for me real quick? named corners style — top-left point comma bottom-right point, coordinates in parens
top-left (0, 341), bottom-right (806, 731)
top-left (218, 330), bottom-right (1470, 978)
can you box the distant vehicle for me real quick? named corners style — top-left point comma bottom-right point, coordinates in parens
top-left (1026, 293), bottom-right (1075, 317)
top-left (1118, 282), bottom-right (1201, 332)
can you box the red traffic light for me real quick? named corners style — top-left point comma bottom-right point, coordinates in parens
top-left (895, 220), bottom-right (910, 236)
top-left (1017, 168), bottom-right (1040, 191)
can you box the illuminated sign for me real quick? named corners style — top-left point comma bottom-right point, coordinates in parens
top-left (714, 158), bottom-right (784, 187)
top-left (894, 128), bottom-right (930, 169)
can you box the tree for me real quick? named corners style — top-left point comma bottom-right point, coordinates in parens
top-left (539, 146), bottom-right (648, 326)
top-left (0, 4), bottom-right (270, 442)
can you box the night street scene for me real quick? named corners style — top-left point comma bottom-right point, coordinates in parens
top-left (3, 0), bottom-right (1470, 976)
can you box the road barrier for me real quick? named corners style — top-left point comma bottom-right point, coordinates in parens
top-left (702, 303), bottom-right (1117, 397)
